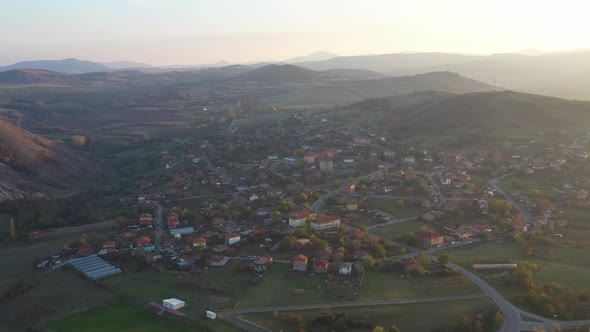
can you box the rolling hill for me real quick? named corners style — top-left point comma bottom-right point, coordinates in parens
top-left (0, 58), bottom-right (112, 74)
top-left (285, 51), bottom-right (338, 63)
top-left (263, 71), bottom-right (495, 106)
top-left (337, 90), bottom-right (590, 147)
top-left (236, 64), bottom-right (334, 83)
top-left (0, 119), bottom-right (99, 201)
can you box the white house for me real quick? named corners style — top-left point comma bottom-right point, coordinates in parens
top-left (225, 233), bottom-right (241, 245)
top-left (289, 212), bottom-right (307, 227)
top-left (311, 216), bottom-right (341, 230)
top-left (339, 262), bottom-right (352, 275)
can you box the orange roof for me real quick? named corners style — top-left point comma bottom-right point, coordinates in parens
top-left (294, 254), bottom-right (308, 262)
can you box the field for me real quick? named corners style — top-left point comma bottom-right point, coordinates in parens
top-left (366, 198), bottom-right (427, 219)
top-left (358, 269), bottom-right (482, 300)
top-left (45, 302), bottom-right (200, 332)
top-left (243, 298), bottom-right (498, 332)
top-left (370, 221), bottom-right (423, 241)
top-left (442, 241), bottom-right (590, 289)
top-left (237, 264), bottom-right (327, 308)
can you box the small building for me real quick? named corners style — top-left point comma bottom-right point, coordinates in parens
top-left (210, 255), bottom-right (230, 266)
top-left (163, 298), bottom-right (185, 310)
top-left (192, 238), bottom-right (207, 248)
top-left (339, 262), bottom-right (352, 275)
top-left (225, 233), bottom-right (241, 245)
top-left (293, 254), bottom-right (308, 271)
top-left (313, 259), bottom-right (329, 273)
top-left (319, 159), bottom-right (333, 171)
top-left (139, 213), bottom-right (153, 225)
top-left (311, 216), bottom-right (341, 230)
top-left (206, 311), bottom-right (217, 320)
top-left (288, 212), bottom-right (308, 227)
top-left (419, 231), bottom-right (445, 248)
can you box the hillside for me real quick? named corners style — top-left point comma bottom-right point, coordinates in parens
top-left (264, 71), bottom-right (494, 106)
top-left (338, 90), bottom-right (590, 147)
top-left (0, 58), bottom-right (111, 74)
top-left (322, 68), bottom-right (387, 80)
top-left (236, 64), bottom-right (333, 83)
top-left (0, 69), bottom-right (77, 85)
top-left (285, 51), bottom-right (338, 63)
top-left (0, 119), bottom-right (99, 201)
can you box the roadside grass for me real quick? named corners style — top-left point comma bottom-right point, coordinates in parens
top-left (366, 198), bottom-right (427, 219)
top-left (370, 221), bottom-right (423, 240)
top-left (238, 264), bottom-right (327, 308)
top-left (243, 298), bottom-right (498, 332)
top-left (358, 269), bottom-right (482, 300)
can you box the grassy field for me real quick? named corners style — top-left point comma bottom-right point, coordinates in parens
top-left (442, 241), bottom-right (590, 289)
top-left (370, 221), bottom-right (423, 241)
top-left (46, 302), bottom-right (202, 332)
top-left (237, 264), bottom-right (327, 308)
top-left (243, 298), bottom-right (498, 332)
top-left (0, 270), bottom-right (116, 332)
top-left (358, 269), bottom-right (482, 300)
top-left (366, 198), bottom-right (427, 219)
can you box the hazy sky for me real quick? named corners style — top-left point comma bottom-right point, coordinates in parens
top-left (1, 0), bottom-right (589, 66)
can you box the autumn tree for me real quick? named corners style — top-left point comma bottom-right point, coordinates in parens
top-left (9, 218), bottom-right (15, 240)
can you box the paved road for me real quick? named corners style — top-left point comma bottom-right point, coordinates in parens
top-left (220, 294), bottom-right (488, 332)
top-left (155, 202), bottom-right (163, 249)
top-left (489, 173), bottom-right (531, 223)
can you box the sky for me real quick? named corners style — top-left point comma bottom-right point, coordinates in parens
top-left (1, 0), bottom-right (589, 66)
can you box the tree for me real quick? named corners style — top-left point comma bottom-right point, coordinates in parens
top-left (389, 326), bottom-right (401, 332)
top-left (395, 199), bottom-right (405, 208)
top-left (373, 327), bottom-right (385, 332)
top-left (9, 218), bottom-right (15, 240)
top-left (438, 253), bottom-right (451, 266)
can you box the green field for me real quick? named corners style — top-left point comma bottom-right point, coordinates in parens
top-left (366, 198), bottom-right (427, 219)
top-left (244, 298), bottom-right (498, 332)
top-left (46, 302), bottom-right (198, 332)
top-left (237, 264), bottom-right (327, 308)
top-left (370, 221), bottom-right (423, 241)
top-left (358, 269), bottom-right (482, 300)
top-left (442, 241), bottom-right (590, 289)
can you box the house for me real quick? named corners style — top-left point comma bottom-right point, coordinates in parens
top-left (421, 213), bottom-right (435, 222)
top-left (319, 159), bottom-right (333, 171)
top-left (577, 189), bottom-right (589, 200)
top-left (101, 241), bottom-right (117, 252)
top-left (313, 259), bottom-right (329, 273)
top-left (318, 248), bottom-right (333, 260)
top-left (339, 262), bottom-right (352, 275)
top-left (419, 231), bottom-right (445, 248)
top-left (292, 254), bottom-right (308, 271)
top-left (225, 233), bottom-right (241, 245)
top-left (77, 243), bottom-right (95, 257)
top-left (311, 216), bottom-right (341, 230)
top-left (254, 257), bottom-right (273, 266)
top-left (192, 238), bottom-right (207, 248)
top-left (139, 213), bottom-right (153, 225)
top-left (404, 259), bottom-right (423, 272)
top-left (136, 236), bottom-right (152, 248)
top-left (167, 212), bottom-right (179, 229)
top-left (212, 244), bottom-right (228, 253)
top-left (288, 212), bottom-right (308, 227)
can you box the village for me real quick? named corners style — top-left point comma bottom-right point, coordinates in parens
top-left (34, 110), bottom-right (590, 331)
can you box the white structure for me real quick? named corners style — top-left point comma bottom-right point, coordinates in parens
top-left (288, 213), bottom-right (307, 227)
top-left (226, 233), bottom-right (241, 245)
top-left (170, 227), bottom-right (195, 236)
top-left (339, 262), bottom-right (352, 275)
top-left (163, 298), bottom-right (185, 310)
top-left (206, 311), bottom-right (217, 319)
top-left (311, 216), bottom-right (341, 230)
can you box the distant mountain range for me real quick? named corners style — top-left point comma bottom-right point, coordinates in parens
top-left (0, 58), bottom-right (113, 74)
top-left (284, 51), bottom-right (338, 63)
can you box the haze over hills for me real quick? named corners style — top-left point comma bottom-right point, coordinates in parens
top-left (0, 58), bottom-right (112, 74)
top-left (284, 51), bottom-right (339, 63)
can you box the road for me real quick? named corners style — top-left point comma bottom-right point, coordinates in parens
top-left (220, 294), bottom-right (488, 332)
top-left (155, 202), bottom-right (163, 249)
top-left (489, 173), bottom-right (531, 224)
